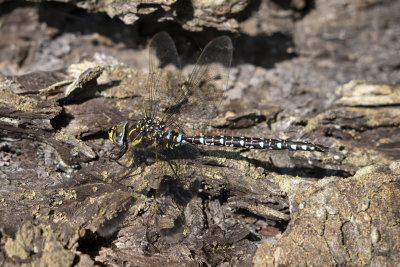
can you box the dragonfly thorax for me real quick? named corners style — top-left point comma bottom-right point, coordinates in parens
top-left (128, 117), bottom-right (167, 143)
top-left (142, 118), bottom-right (165, 135)
top-left (109, 118), bottom-right (167, 148)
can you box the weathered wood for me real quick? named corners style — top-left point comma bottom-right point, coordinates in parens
top-left (0, 1), bottom-right (399, 266)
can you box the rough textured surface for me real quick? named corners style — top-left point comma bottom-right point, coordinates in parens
top-left (0, 0), bottom-right (399, 266)
top-left (36, 0), bottom-right (247, 33)
top-left (254, 162), bottom-right (400, 266)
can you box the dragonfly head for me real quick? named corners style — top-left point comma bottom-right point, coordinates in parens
top-left (109, 121), bottom-right (128, 147)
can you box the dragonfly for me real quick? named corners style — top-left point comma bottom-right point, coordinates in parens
top-left (108, 32), bottom-right (328, 170)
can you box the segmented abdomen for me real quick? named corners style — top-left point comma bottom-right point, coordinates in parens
top-left (182, 135), bottom-right (328, 152)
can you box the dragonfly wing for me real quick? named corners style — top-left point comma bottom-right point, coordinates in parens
top-left (145, 32), bottom-right (182, 120)
top-left (163, 36), bottom-right (233, 135)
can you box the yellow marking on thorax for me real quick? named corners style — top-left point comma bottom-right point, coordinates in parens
top-left (129, 124), bottom-right (145, 146)
top-left (128, 124), bottom-right (140, 136)
top-left (147, 142), bottom-right (157, 149)
top-left (167, 142), bottom-right (174, 149)
top-left (131, 138), bottom-right (142, 147)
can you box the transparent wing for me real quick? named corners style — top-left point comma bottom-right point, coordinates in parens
top-left (145, 32), bottom-right (182, 120)
top-left (162, 36), bottom-right (233, 135)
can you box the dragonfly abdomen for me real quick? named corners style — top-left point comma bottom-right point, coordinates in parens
top-left (182, 135), bottom-right (328, 152)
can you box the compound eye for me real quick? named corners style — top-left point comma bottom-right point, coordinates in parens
top-left (111, 121), bottom-right (128, 147)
